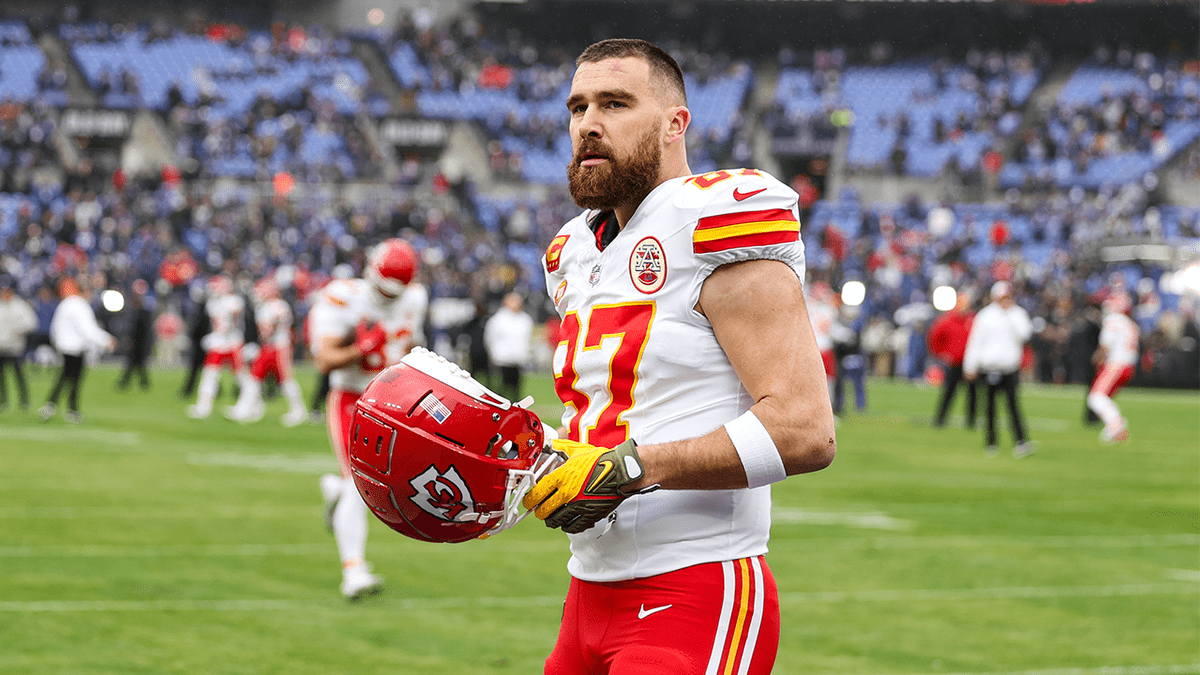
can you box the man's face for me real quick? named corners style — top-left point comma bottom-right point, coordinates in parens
top-left (565, 57), bottom-right (666, 211)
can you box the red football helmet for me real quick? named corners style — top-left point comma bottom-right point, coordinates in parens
top-left (347, 347), bottom-right (560, 543)
top-left (366, 239), bottom-right (418, 303)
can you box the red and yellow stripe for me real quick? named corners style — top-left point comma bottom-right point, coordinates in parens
top-left (693, 208), bottom-right (799, 254)
top-left (705, 557), bottom-right (770, 675)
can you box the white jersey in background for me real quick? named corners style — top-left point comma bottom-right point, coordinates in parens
top-left (543, 168), bottom-right (805, 583)
top-left (256, 297), bottom-right (293, 349)
top-left (203, 294), bottom-right (245, 353)
top-left (308, 278), bottom-right (429, 393)
top-left (1099, 312), bottom-right (1140, 367)
top-left (807, 299), bottom-right (836, 352)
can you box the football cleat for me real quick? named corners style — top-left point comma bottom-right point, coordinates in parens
top-left (346, 347), bottom-right (561, 543)
top-left (340, 563), bottom-right (384, 601)
top-left (281, 409), bottom-right (308, 428)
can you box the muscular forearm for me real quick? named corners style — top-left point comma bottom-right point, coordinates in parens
top-left (630, 396), bottom-right (836, 491)
top-left (314, 338), bottom-right (361, 374)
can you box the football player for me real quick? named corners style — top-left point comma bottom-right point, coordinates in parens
top-left (1087, 292), bottom-right (1140, 443)
top-left (523, 40), bottom-right (836, 675)
top-left (806, 280), bottom-right (840, 406)
top-left (227, 276), bottom-right (307, 426)
top-left (307, 239), bottom-right (427, 600)
top-left (187, 275), bottom-right (253, 420)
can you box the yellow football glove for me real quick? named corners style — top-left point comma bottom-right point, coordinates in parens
top-left (522, 438), bottom-right (658, 534)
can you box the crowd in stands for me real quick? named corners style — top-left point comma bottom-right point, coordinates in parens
top-left (0, 10), bottom-right (1196, 388)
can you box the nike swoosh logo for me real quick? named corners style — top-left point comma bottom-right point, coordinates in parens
top-left (732, 187), bottom-right (767, 201)
top-left (586, 461), bottom-right (613, 493)
top-left (638, 603), bottom-right (673, 619)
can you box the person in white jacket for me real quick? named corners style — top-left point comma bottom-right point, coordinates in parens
top-left (0, 276), bottom-right (37, 412)
top-left (38, 277), bottom-right (116, 424)
top-left (483, 292), bottom-right (534, 402)
top-left (963, 281), bottom-right (1034, 457)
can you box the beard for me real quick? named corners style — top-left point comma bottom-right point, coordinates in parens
top-left (567, 127), bottom-right (662, 211)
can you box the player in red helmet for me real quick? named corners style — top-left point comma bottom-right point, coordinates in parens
top-left (226, 275), bottom-right (308, 426)
top-left (1088, 292), bottom-right (1140, 443)
top-left (307, 238), bottom-right (428, 600)
top-left (187, 275), bottom-right (253, 420)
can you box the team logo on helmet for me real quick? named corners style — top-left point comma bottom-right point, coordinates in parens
top-left (545, 235), bottom-right (569, 273)
top-left (629, 237), bottom-right (666, 294)
top-left (410, 464), bottom-right (477, 522)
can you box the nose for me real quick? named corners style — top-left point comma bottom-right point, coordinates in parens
top-left (575, 106), bottom-right (602, 139)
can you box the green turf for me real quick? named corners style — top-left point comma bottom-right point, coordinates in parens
top-left (1, 364), bottom-right (1196, 674)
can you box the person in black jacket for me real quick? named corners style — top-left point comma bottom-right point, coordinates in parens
top-left (116, 280), bottom-right (154, 391)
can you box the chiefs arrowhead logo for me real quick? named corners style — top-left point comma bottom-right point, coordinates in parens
top-left (410, 464), bottom-right (478, 522)
top-left (629, 237), bottom-right (667, 294)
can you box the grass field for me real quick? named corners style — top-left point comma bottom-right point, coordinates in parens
top-left (1, 363), bottom-right (1197, 675)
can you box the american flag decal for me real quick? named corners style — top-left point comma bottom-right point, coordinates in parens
top-left (420, 394), bottom-right (452, 424)
top-left (693, 208), bottom-right (799, 254)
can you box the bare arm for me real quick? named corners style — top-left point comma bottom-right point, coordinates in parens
top-left (628, 259), bottom-right (836, 491)
top-left (314, 333), bottom-right (361, 374)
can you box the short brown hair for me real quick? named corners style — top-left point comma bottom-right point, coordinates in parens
top-left (577, 38), bottom-right (687, 105)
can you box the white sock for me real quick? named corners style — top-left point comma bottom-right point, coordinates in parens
top-left (234, 378), bottom-right (263, 412)
top-left (194, 368), bottom-right (220, 413)
top-left (1086, 391), bottom-right (1122, 429)
top-left (282, 379), bottom-right (306, 415)
top-left (332, 476), bottom-right (368, 566)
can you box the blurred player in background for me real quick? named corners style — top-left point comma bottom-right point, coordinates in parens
top-left (1087, 292), bottom-right (1140, 443)
top-left (115, 279), bottom-right (155, 392)
top-left (187, 275), bottom-right (253, 420)
top-left (38, 276), bottom-right (116, 423)
top-left (523, 39), bottom-right (835, 674)
top-left (0, 275), bottom-right (37, 412)
top-left (807, 280), bottom-right (839, 406)
top-left (226, 276), bottom-right (307, 426)
top-left (308, 239), bottom-right (427, 600)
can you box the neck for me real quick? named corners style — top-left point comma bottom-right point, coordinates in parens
top-left (613, 156), bottom-right (691, 229)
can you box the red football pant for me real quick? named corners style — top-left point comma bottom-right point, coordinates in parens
top-left (545, 556), bottom-right (779, 675)
top-left (250, 345), bottom-right (293, 382)
top-left (1090, 363), bottom-right (1134, 398)
top-left (203, 348), bottom-right (244, 371)
top-left (327, 389), bottom-right (362, 477)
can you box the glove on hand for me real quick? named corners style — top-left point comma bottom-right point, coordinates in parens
top-left (354, 321), bottom-right (388, 371)
top-left (522, 438), bottom-right (657, 534)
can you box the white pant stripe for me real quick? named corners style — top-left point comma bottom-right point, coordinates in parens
top-left (705, 560), bottom-right (737, 675)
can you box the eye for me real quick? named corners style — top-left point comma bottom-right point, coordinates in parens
top-left (606, 100), bottom-right (626, 109)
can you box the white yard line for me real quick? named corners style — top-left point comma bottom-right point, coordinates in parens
top-left (0, 582), bottom-right (1192, 613)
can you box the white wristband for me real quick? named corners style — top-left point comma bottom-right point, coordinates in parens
top-left (724, 410), bottom-right (787, 488)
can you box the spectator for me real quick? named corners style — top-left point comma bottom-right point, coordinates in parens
top-left (116, 279), bottom-right (155, 391)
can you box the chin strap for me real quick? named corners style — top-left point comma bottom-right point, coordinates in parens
top-left (480, 426), bottom-right (565, 539)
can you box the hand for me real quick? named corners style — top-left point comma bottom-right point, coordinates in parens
top-left (522, 438), bottom-right (657, 534)
top-left (354, 321), bottom-right (388, 371)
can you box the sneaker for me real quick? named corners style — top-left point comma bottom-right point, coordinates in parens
top-left (1013, 441), bottom-right (1037, 458)
top-left (984, 445), bottom-right (999, 458)
top-left (341, 564), bottom-right (384, 601)
top-left (319, 473), bottom-right (342, 533)
top-left (186, 405), bottom-right (211, 420)
top-left (281, 409), bottom-right (307, 428)
top-left (37, 403), bottom-right (57, 422)
top-left (65, 411), bottom-right (84, 425)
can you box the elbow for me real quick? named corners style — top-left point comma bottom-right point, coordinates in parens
top-left (780, 415), bottom-right (836, 475)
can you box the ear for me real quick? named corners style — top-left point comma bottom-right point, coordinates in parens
top-left (664, 106), bottom-right (690, 144)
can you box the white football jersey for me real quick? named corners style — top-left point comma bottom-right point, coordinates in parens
top-left (543, 168), bottom-right (806, 582)
top-left (255, 298), bottom-right (293, 349)
top-left (204, 294), bottom-right (245, 352)
top-left (308, 278), bottom-right (428, 393)
top-left (1100, 312), bottom-right (1140, 367)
